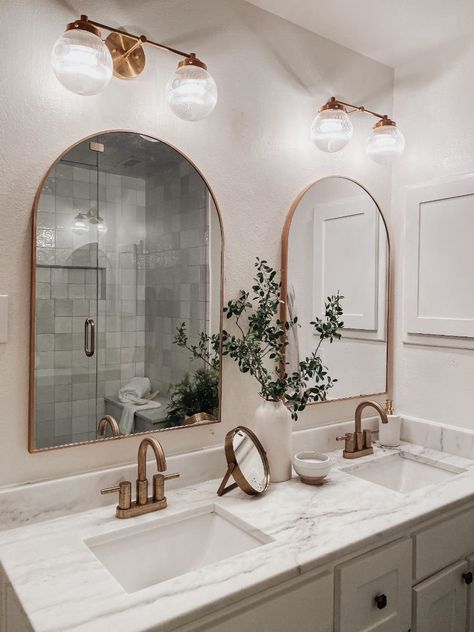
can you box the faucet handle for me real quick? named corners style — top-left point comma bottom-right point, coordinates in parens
top-left (101, 481), bottom-right (132, 510)
top-left (336, 432), bottom-right (356, 453)
top-left (164, 472), bottom-right (180, 482)
top-left (153, 472), bottom-right (180, 503)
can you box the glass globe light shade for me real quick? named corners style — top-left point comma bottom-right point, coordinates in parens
top-left (166, 63), bottom-right (218, 121)
top-left (87, 210), bottom-right (107, 233)
top-left (97, 219), bottom-right (107, 233)
top-left (51, 28), bottom-right (113, 96)
top-left (367, 122), bottom-right (405, 165)
top-left (310, 108), bottom-right (353, 153)
top-left (72, 213), bottom-right (89, 232)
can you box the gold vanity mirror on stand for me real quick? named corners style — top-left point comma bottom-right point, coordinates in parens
top-left (217, 427), bottom-right (270, 496)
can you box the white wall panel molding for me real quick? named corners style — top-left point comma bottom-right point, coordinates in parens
top-left (404, 174), bottom-right (474, 345)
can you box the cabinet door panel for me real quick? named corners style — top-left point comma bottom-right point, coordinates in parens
top-left (468, 554), bottom-right (474, 632)
top-left (414, 507), bottom-right (474, 581)
top-left (187, 571), bottom-right (334, 632)
top-left (335, 538), bottom-right (412, 632)
top-left (413, 560), bottom-right (468, 632)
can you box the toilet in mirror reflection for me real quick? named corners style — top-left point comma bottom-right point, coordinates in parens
top-left (282, 177), bottom-right (389, 401)
top-left (30, 132), bottom-right (223, 450)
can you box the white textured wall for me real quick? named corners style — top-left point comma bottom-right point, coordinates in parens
top-left (392, 35), bottom-right (474, 429)
top-left (0, 0), bottom-right (393, 486)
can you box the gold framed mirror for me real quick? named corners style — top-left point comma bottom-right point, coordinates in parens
top-left (217, 427), bottom-right (270, 496)
top-left (281, 176), bottom-right (390, 403)
top-left (29, 131), bottom-right (223, 451)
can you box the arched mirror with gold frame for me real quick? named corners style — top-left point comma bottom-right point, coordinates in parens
top-left (281, 176), bottom-right (390, 404)
top-left (29, 131), bottom-right (223, 451)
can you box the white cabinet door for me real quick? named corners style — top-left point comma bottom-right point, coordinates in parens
top-left (185, 570), bottom-right (334, 632)
top-left (467, 554), bottom-right (474, 632)
top-left (413, 560), bottom-right (468, 632)
top-left (335, 538), bottom-right (412, 632)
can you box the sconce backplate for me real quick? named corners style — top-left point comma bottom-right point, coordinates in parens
top-left (105, 32), bottom-right (146, 80)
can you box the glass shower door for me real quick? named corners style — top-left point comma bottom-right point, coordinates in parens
top-left (95, 132), bottom-right (146, 436)
top-left (34, 138), bottom-right (101, 447)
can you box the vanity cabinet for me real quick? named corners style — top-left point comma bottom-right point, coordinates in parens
top-left (412, 560), bottom-right (469, 632)
top-left (0, 578), bottom-right (33, 632)
top-left (412, 505), bottom-right (474, 582)
top-left (334, 538), bottom-right (412, 632)
top-left (410, 504), bottom-right (474, 632)
top-left (468, 554), bottom-right (474, 632)
top-left (178, 569), bottom-right (334, 632)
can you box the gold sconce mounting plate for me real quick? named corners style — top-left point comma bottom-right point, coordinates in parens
top-left (105, 32), bottom-right (146, 80)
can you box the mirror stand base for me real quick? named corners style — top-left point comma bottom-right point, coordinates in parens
top-left (217, 463), bottom-right (238, 497)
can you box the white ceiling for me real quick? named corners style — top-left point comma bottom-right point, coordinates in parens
top-left (245, 0), bottom-right (474, 67)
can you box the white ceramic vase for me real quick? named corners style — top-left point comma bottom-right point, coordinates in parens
top-left (254, 399), bottom-right (292, 483)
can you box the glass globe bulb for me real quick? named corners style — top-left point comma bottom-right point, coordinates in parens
top-left (367, 123), bottom-right (405, 165)
top-left (310, 108), bottom-right (353, 153)
top-left (72, 213), bottom-right (89, 232)
top-left (51, 28), bottom-right (113, 96)
top-left (166, 64), bottom-right (218, 121)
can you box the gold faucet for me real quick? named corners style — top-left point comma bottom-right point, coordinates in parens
top-left (337, 400), bottom-right (388, 459)
top-left (101, 436), bottom-right (180, 518)
top-left (97, 415), bottom-right (121, 438)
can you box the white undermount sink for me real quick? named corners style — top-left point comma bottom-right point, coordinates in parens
top-left (85, 504), bottom-right (272, 593)
top-left (342, 451), bottom-right (467, 494)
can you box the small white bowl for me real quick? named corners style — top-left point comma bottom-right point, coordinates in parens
top-left (293, 451), bottom-right (332, 485)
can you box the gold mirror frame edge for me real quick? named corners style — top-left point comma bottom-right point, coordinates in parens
top-left (217, 426), bottom-right (270, 496)
top-left (280, 175), bottom-right (392, 407)
top-left (28, 129), bottom-right (225, 453)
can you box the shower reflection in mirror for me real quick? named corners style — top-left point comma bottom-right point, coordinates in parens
top-left (31, 132), bottom-right (222, 450)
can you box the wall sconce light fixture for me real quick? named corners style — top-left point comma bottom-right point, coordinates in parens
top-left (51, 15), bottom-right (218, 121)
top-left (311, 97), bottom-right (405, 164)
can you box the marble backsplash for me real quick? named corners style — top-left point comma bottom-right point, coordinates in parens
top-left (1, 415), bottom-right (473, 531)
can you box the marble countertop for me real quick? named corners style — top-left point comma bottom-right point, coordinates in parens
top-left (1, 441), bottom-right (474, 632)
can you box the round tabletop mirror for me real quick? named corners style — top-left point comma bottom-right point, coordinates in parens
top-left (217, 426), bottom-right (270, 496)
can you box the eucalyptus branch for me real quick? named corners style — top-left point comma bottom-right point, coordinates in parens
top-left (222, 258), bottom-right (344, 420)
top-left (173, 323), bottom-right (220, 371)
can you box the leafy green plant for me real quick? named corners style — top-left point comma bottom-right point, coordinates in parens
top-left (165, 368), bottom-right (219, 426)
top-left (165, 325), bottom-right (220, 425)
top-left (173, 324), bottom-right (220, 371)
top-left (222, 258), bottom-right (344, 420)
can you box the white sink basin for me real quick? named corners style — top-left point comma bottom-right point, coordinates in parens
top-left (85, 505), bottom-right (272, 593)
top-left (342, 451), bottom-right (467, 494)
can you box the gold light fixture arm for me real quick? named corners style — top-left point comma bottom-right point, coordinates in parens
top-left (76, 15), bottom-right (206, 65)
top-left (64, 15), bottom-right (209, 82)
top-left (322, 97), bottom-right (396, 126)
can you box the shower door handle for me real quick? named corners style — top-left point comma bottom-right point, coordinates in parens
top-left (84, 318), bottom-right (95, 357)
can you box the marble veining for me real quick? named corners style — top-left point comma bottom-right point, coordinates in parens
top-left (0, 436), bottom-right (473, 632)
top-left (0, 446), bottom-right (225, 532)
